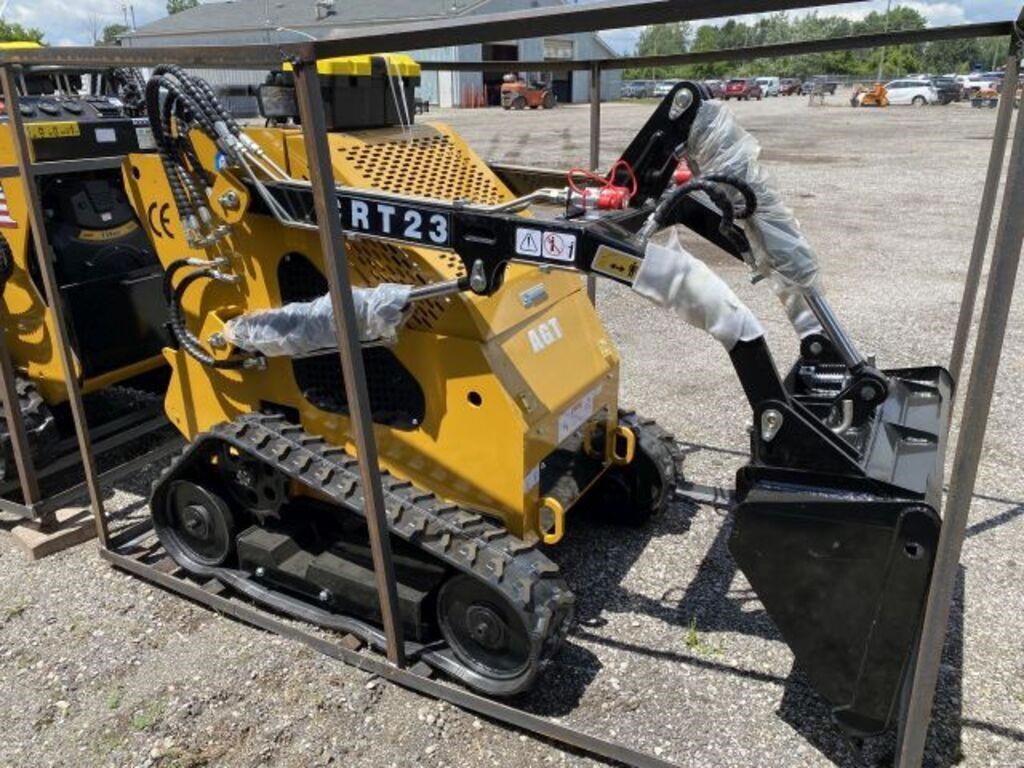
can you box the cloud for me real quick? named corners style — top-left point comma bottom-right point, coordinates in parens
top-left (4, 0), bottom-right (166, 44)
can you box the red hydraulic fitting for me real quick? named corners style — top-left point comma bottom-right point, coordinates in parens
top-left (673, 160), bottom-right (694, 185)
top-left (579, 185), bottom-right (631, 210)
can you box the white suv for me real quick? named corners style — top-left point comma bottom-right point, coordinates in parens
top-left (884, 79), bottom-right (939, 106)
top-left (756, 77), bottom-right (780, 96)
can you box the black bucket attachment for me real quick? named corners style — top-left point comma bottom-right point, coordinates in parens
top-left (730, 360), bottom-right (953, 736)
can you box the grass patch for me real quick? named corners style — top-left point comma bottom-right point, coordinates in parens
top-left (106, 689), bottom-right (122, 710)
top-left (131, 700), bottom-right (165, 731)
top-left (684, 617), bottom-right (724, 658)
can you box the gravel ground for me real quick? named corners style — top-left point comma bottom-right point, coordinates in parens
top-left (2, 92), bottom-right (1023, 768)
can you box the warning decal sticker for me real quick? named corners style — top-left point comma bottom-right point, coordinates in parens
top-left (540, 231), bottom-right (576, 263)
top-left (515, 227), bottom-right (542, 257)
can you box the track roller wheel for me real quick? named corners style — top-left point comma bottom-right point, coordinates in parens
top-left (154, 479), bottom-right (236, 574)
top-left (217, 443), bottom-right (286, 520)
top-left (437, 574), bottom-right (534, 683)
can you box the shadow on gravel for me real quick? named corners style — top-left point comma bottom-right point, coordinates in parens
top-left (552, 496), bottom-right (700, 625)
top-left (777, 568), bottom-right (966, 768)
top-left (538, 479), bottom-right (976, 768)
top-left (509, 496), bottom-right (699, 717)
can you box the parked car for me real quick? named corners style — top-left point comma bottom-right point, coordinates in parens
top-left (884, 79), bottom-right (939, 106)
top-left (652, 79), bottom-right (681, 97)
top-left (755, 76), bottom-right (780, 96)
top-left (702, 79), bottom-right (724, 98)
top-left (929, 76), bottom-right (962, 104)
top-left (779, 77), bottom-right (802, 95)
top-left (622, 80), bottom-right (655, 98)
top-left (722, 78), bottom-right (763, 100)
top-left (980, 72), bottom-right (1005, 92)
top-left (957, 73), bottom-right (997, 98)
top-left (800, 77), bottom-right (840, 95)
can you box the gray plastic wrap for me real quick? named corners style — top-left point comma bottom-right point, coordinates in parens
top-left (687, 99), bottom-right (821, 292)
top-left (633, 227), bottom-right (764, 350)
top-left (223, 283), bottom-right (412, 356)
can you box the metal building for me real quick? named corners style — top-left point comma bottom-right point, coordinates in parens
top-left (120, 0), bottom-right (622, 106)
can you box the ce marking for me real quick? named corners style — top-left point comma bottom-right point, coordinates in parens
top-left (146, 202), bottom-right (175, 239)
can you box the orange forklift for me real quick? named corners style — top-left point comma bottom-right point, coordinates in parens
top-left (500, 73), bottom-right (556, 109)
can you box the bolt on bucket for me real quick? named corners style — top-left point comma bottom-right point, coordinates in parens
top-left (730, 358), bottom-right (953, 736)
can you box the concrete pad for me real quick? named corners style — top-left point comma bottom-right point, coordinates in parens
top-left (10, 506), bottom-right (96, 560)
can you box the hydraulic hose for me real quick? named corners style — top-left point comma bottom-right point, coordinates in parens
top-left (700, 174), bottom-right (758, 219)
top-left (655, 179), bottom-right (739, 232)
top-left (168, 268), bottom-right (251, 370)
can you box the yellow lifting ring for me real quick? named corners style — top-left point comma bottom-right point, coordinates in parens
top-left (611, 424), bottom-right (636, 465)
top-left (539, 496), bottom-right (565, 545)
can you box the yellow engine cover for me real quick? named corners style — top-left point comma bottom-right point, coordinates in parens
top-left (123, 122), bottom-right (622, 542)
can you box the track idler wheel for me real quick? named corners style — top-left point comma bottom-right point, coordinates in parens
top-left (154, 479), bottom-right (237, 575)
top-left (437, 574), bottom-right (534, 682)
top-left (579, 413), bottom-right (683, 525)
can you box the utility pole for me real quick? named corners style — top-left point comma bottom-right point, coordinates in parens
top-left (876, 0), bottom-right (893, 81)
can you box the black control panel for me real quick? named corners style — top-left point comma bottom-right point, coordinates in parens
top-left (8, 95), bottom-right (154, 162)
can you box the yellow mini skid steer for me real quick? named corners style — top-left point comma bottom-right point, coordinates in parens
top-left (123, 58), bottom-right (952, 737)
top-left (0, 42), bottom-right (168, 496)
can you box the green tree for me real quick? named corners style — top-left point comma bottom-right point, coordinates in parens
top-left (688, 24), bottom-right (729, 79)
top-left (0, 19), bottom-right (44, 43)
top-left (627, 21), bottom-right (691, 79)
top-left (635, 21), bottom-right (690, 57)
top-left (101, 23), bottom-right (129, 44)
top-left (167, 0), bottom-right (199, 15)
top-left (621, 5), bottom-right (1003, 86)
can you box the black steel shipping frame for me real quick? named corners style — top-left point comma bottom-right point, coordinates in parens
top-left (0, 2), bottom-right (1020, 765)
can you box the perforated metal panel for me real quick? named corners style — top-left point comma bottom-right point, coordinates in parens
top-left (326, 125), bottom-right (506, 331)
top-left (340, 132), bottom-right (506, 205)
top-left (345, 239), bottom-right (461, 332)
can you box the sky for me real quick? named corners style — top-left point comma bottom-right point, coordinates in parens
top-left (1, 0), bottom-right (1019, 49)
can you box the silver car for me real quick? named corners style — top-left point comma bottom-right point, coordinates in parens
top-left (652, 80), bottom-right (681, 97)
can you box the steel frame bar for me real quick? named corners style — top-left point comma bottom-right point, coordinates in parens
top-left (949, 53), bottom-right (1021, 383)
top-left (0, 411), bottom-right (170, 495)
top-left (0, 65), bottom-right (110, 546)
top-left (92, 0), bottom-right (854, 65)
top-left (29, 435), bottom-right (183, 519)
top-left (0, 406), bottom-right (170, 521)
top-left (415, 21), bottom-right (1015, 73)
top-left (897, 21), bottom-right (1024, 767)
top-left (290, 59), bottom-right (406, 668)
top-left (587, 61), bottom-right (601, 304)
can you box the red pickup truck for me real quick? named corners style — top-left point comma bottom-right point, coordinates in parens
top-left (722, 78), bottom-right (764, 101)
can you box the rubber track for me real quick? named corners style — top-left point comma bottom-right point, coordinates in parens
top-left (618, 409), bottom-right (686, 513)
top-left (152, 412), bottom-right (575, 686)
top-left (0, 376), bottom-right (58, 479)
